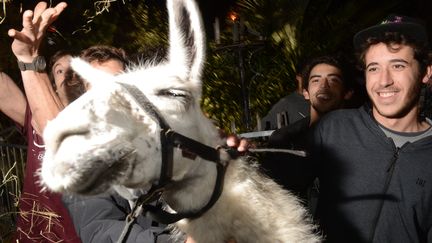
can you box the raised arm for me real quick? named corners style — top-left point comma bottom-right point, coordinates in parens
top-left (0, 72), bottom-right (26, 126)
top-left (8, 2), bottom-right (67, 135)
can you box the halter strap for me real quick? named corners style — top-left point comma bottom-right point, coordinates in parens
top-left (117, 82), bottom-right (232, 224)
top-left (119, 82), bottom-right (173, 185)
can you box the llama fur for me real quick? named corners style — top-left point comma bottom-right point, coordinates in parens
top-left (40, 0), bottom-right (322, 242)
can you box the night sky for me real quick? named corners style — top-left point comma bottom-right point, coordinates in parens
top-left (198, 0), bottom-right (236, 20)
top-left (196, 0), bottom-right (237, 39)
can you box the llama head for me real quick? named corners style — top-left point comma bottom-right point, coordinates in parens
top-left (41, 0), bottom-right (221, 198)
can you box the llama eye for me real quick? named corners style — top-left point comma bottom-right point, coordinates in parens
top-left (158, 89), bottom-right (192, 108)
top-left (158, 89), bottom-right (189, 99)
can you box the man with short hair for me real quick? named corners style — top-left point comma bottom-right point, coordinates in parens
top-left (312, 15), bottom-right (432, 242)
top-left (62, 45), bottom-right (128, 102)
top-left (261, 62), bottom-right (309, 130)
top-left (301, 55), bottom-right (354, 125)
top-left (4, 2), bottom-right (82, 242)
top-left (263, 55), bottom-right (353, 201)
top-left (4, 2), bottom-right (168, 241)
top-left (48, 49), bottom-right (79, 106)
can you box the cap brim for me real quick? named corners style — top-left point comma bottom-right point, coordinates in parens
top-left (353, 23), bottom-right (428, 49)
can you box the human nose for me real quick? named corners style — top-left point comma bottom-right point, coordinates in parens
top-left (320, 78), bottom-right (330, 88)
top-left (379, 67), bottom-right (394, 87)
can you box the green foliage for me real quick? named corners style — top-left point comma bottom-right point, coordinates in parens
top-left (202, 42), bottom-right (295, 133)
top-left (202, 0), bottom-right (404, 133)
top-left (0, 0), bottom-right (419, 137)
top-left (125, 2), bottom-right (169, 54)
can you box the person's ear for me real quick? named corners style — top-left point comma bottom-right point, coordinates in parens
top-left (422, 65), bottom-right (432, 84)
top-left (302, 88), bottom-right (310, 100)
top-left (344, 89), bottom-right (354, 100)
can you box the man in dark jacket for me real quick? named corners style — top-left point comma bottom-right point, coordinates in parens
top-left (63, 193), bottom-right (171, 242)
top-left (262, 55), bottom-right (354, 201)
top-left (312, 15), bottom-right (432, 242)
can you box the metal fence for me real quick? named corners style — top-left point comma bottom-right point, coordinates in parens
top-left (0, 144), bottom-right (26, 241)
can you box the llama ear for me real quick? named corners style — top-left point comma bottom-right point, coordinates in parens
top-left (70, 58), bottom-right (117, 87)
top-left (167, 0), bottom-right (205, 83)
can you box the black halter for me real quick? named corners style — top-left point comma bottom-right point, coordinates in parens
top-left (118, 82), bottom-right (233, 224)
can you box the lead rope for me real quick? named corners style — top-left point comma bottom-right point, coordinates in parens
top-left (116, 204), bottom-right (142, 243)
top-left (116, 187), bottom-right (165, 243)
top-left (248, 148), bottom-right (306, 157)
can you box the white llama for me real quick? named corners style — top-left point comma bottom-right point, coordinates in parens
top-left (40, 0), bottom-right (321, 242)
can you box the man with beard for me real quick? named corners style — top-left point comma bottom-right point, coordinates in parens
top-left (262, 55), bottom-right (354, 203)
top-left (311, 15), bottom-right (432, 242)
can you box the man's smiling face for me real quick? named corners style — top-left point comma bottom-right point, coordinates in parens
top-left (304, 63), bottom-right (347, 115)
top-left (365, 43), bottom-right (424, 121)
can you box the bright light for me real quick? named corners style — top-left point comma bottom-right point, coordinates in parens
top-left (228, 11), bottom-right (238, 22)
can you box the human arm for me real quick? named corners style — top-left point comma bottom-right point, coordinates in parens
top-left (63, 193), bottom-right (172, 243)
top-left (0, 72), bottom-right (27, 126)
top-left (261, 120), bottom-right (317, 200)
top-left (8, 2), bottom-right (67, 135)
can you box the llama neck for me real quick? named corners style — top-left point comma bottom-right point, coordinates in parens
top-left (174, 158), bottom-right (253, 241)
top-left (163, 157), bottom-right (218, 213)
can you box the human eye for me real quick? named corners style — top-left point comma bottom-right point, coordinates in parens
top-left (55, 68), bottom-right (64, 75)
top-left (392, 63), bottom-right (405, 70)
top-left (367, 66), bottom-right (378, 73)
top-left (310, 78), bottom-right (319, 83)
top-left (329, 77), bottom-right (342, 84)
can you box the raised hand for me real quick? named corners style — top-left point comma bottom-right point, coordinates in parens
top-left (8, 2), bottom-right (67, 62)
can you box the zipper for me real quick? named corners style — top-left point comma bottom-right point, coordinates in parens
top-left (369, 147), bottom-right (400, 242)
